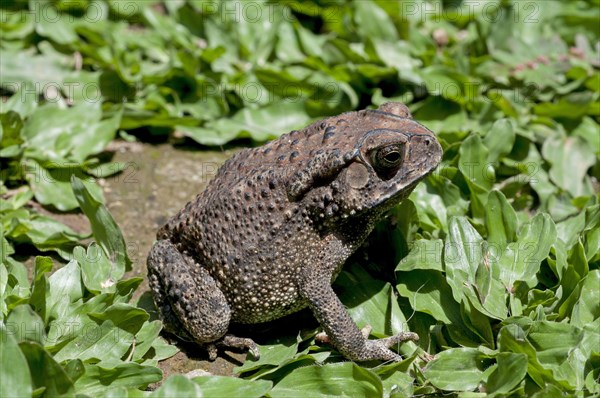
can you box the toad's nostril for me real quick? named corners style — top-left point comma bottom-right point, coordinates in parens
top-left (424, 138), bottom-right (431, 146)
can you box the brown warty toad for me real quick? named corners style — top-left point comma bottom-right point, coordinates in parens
top-left (147, 102), bottom-right (443, 361)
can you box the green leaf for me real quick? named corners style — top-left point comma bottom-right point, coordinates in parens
top-left (423, 348), bottom-right (490, 391)
top-left (34, 3), bottom-right (78, 45)
top-left (396, 270), bottom-right (456, 325)
top-left (459, 134), bottom-right (494, 191)
top-left (0, 324), bottom-right (33, 398)
top-left (191, 376), bottom-right (272, 398)
top-left (72, 176), bottom-right (132, 275)
top-left (149, 375), bottom-right (203, 397)
top-left (572, 117), bottom-right (600, 154)
top-left (337, 262), bottom-right (411, 337)
top-left (0, 45), bottom-right (72, 92)
top-left (19, 341), bottom-right (75, 397)
top-left (571, 270), bottom-right (600, 327)
top-left (235, 334), bottom-right (300, 374)
top-left (485, 352), bottom-right (528, 394)
top-left (483, 119), bottom-right (515, 163)
top-left (7, 209), bottom-right (85, 256)
top-left (24, 159), bottom-right (105, 212)
top-left (542, 136), bottom-right (596, 197)
top-left (88, 303), bottom-right (149, 335)
top-left (74, 362), bottom-right (162, 395)
top-left (22, 103), bottom-right (120, 163)
top-left (131, 320), bottom-right (163, 362)
top-left (178, 102), bottom-right (312, 146)
top-left (53, 319), bottom-right (134, 363)
top-left (498, 322), bottom-right (573, 390)
top-left (396, 239), bottom-right (443, 272)
top-left (353, 1), bottom-right (398, 41)
top-left (75, 244), bottom-right (117, 294)
top-left (485, 190), bottom-right (517, 250)
top-left (498, 213), bottom-right (557, 290)
top-left (6, 304), bottom-right (46, 344)
top-left (444, 217), bottom-right (507, 320)
top-left (28, 256), bottom-right (52, 318)
top-left (269, 362), bottom-right (383, 398)
top-left (45, 260), bottom-right (83, 323)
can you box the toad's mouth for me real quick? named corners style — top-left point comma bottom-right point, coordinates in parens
top-left (371, 159), bottom-right (440, 210)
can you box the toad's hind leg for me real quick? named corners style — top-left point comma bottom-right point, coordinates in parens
top-left (147, 240), bottom-right (258, 359)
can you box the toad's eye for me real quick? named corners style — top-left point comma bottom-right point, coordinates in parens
top-left (371, 144), bottom-right (404, 179)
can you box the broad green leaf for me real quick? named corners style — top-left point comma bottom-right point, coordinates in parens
top-left (337, 262), bottom-right (409, 337)
top-left (353, 1), bottom-right (398, 41)
top-left (22, 103), bottom-right (120, 163)
top-left (34, 2), bottom-right (78, 44)
top-left (178, 102), bottom-right (313, 146)
top-left (131, 320), bottom-right (163, 362)
top-left (74, 362), bottom-right (162, 395)
top-left (484, 119), bottom-right (515, 163)
top-left (556, 208), bottom-right (587, 249)
top-left (396, 239), bottom-right (443, 272)
top-left (444, 217), bottom-right (484, 295)
top-left (144, 336), bottom-right (179, 364)
top-left (235, 333), bottom-right (300, 374)
top-left (149, 375), bottom-right (203, 397)
top-left (53, 319), bottom-right (135, 363)
top-left (45, 293), bottom-right (113, 349)
top-left (423, 348), bottom-right (490, 391)
top-left (28, 256), bottom-right (52, 318)
top-left (45, 260), bottom-right (83, 323)
top-left (7, 210), bottom-right (85, 257)
top-left (498, 322), bottom-right (573, 390)
top-left (396, 270), bottom-right (457, 325)
top-left (498, 213), bottom-right (557, 290)
top-left (192, 376), bottom-right (272, 398)
top-left (6, 304), bottom-right (46, 344)
top-left (524, 320), bottom-right (588, 390)
top-left (372, 357), bottom-right (417, 398)
top-left (275, 22), bottom-right (306, 63)
top-left (269, 362), bottom-right (383, 398)
top-left (572, 116), bottom-right (600, 154)
top-left (19, 341), bottom-right (75, 397)
top-left (88, 303), bottom-right (149, 335)
top-left (72, 176), bottom-right (132, 275)
top-left (0, 324), bottom-right (32, 398)
top-left (485, 190), bottom-right (517, 250)
top-left (0, 110), bottom-right (24, 151)
top-left (24, 159), bottom-right (105, 212)
top-left (459, 134), bottom-right (494, 191)
top-left (75, 244), bottom-right (117, 294)
top-left (63, 359), bottom-right (85, 385)
top-left (542, 136), bottom-right (596, 197)
top-left (571, 270), bottom-right (600, 327)
top-left (444, 217), bottom-right (506, 320)
top-left (485, 352), bottom-right (528, 394)
top-left (0, 44), bottom-right (72, 92)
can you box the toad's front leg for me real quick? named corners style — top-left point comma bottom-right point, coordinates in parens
top-left (298, 268), bottom-right (418, 362)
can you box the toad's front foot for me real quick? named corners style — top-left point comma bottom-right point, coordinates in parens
top-left (363, 331), bottom-right (419, 362)
top-left (345, 330), bottom-right (419, 362)
top-left (316, 327), bottom-right (419, 362)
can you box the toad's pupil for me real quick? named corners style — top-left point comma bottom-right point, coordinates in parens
top-left (384, 151), bottom-right (401, 163)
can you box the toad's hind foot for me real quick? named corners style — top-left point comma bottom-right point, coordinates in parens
top-left (216, 335), bottom-right (260, 359)
top-left (204, 335), bottom-right (260, 360)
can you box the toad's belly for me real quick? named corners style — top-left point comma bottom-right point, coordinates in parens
top-left (226, 279), bottom-right (308, 324)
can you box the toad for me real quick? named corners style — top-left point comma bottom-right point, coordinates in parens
top-left (147, 102), bottom-right (442, 361)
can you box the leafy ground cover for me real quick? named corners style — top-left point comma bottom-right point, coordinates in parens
top-left (1, 0), bottom-right (599, 397)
